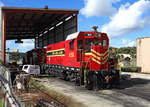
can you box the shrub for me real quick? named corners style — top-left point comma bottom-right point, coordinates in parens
top-left (121, 67), bottom-right (140, 72)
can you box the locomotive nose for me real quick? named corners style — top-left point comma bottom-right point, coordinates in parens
top-left (90, 45), bottom-right (109, 71)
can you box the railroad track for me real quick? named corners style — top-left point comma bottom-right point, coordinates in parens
top-left (34, 87), bottom-right (67, 107)
top-left (37, 99), bottom-right (65, 107)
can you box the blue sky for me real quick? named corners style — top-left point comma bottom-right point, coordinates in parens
top-left (1, 0), bottom-right (150, 52)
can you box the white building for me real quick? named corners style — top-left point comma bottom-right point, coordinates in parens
top-left (137, 37), bottom-right (150, 73)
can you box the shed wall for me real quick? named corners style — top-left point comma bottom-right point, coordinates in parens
top-left (137, 37), bottom-right (150, 73)
top-left (36, 16), bottom-right (76, 48)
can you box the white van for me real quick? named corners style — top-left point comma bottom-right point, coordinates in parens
top-left (22, 65), bottom-right (40, 75)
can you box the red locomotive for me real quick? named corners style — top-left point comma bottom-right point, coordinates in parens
top-left (44, 31), bottom-right (120, 90)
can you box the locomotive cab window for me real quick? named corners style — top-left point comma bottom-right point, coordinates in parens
top-left (103, 40), bottom-right (107, 46)
top-left (78, 40), bottom-right (83, 49)
top-left (95, 40), bottom-right (102, 46)
top-left (69, 39), bottom-right (74, 50)
top-left (85, 39), bottom-right (93, 52)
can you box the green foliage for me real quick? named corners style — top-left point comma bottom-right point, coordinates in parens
top-left (118, 47), bottom-right (136, 56)
top-left (29, 80), bottom-right (43, 89)
top-left (121, 67), bottom-right (139, 72)
top-left (0, 94), bottom-right (3, 107)
top-left (9, 52), bottom-right (25, 61)
top-left (109, 46), bottom-right (117, 50)
top-left (109, 46), bottom-right (136, 58)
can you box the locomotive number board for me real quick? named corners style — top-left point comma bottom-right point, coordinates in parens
top-left (47, 49), bottom-right (65, 57)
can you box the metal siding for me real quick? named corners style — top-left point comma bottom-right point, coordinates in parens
top-left (37, 17), bottom-right (76, 47)
top-left (64, 17), bottom-right (76, 39)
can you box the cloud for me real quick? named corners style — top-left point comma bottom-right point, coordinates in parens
top-left (121, 39), bottom-right (135, 47)
top-left (6, 41), bottom-right (12, 47)
top-left (111, 0), bottom-right (121, 3)
top-left (81, 0), bottom-right (118, 17)
top-left (102, 0), bottom-right (150, 38)
top-left (19, 39), bottom-right (34, 52)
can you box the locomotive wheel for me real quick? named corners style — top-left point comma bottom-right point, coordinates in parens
top-left (93, 74), bottom-right (100, 91)
top-left (80, 69), bottom-right (84, 85)
top-left (97, 74), bottom-right (104, 89)
top-left (86, 71), bottom-right (93, 90)
top-left (62, 71), bottom-right (68, 81)
top-left (92, 73), bottom-right (103, 90)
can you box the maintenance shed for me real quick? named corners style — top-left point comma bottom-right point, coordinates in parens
top-left (1, 7), bottom-right (79, 64)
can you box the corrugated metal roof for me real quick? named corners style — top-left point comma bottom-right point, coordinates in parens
top-left (2, 6), bottom-right (79, 40)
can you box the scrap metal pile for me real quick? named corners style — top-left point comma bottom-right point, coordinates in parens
top-left (25, 48), bottom-right (46, 65)
top-left (13, 72), bottom-right (30, 92)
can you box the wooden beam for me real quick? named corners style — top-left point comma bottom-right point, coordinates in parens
top-left (1, 11), bottom-right (6, 64)
top-left (3, 9), bottom-right (79, 14)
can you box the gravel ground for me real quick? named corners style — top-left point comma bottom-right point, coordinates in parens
top-left (38, 72), bottom-right (150, 107)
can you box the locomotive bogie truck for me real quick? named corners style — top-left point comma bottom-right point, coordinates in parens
top-left (44, 31), bottom-right (120, 90)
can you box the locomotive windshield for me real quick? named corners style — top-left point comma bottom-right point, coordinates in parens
top-left (95, 39), bottom-right (102, 46)
top-left (85, 39), bottom-right (93, 52)
top-left (85, 39), bottom-right (103, 52)
top-left (103, 40), bottom-right (107, 46)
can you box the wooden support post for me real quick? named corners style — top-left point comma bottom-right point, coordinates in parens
top-left (1, 12), bottom-right (6, 64)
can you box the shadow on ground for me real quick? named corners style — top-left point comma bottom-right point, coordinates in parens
top-left (118, 78), bottom-right (150, 89)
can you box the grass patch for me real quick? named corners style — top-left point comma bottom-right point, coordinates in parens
top-left (0, 94), bottom-right (3, 107)
top-left (29, 79), bottom-right (86, 107)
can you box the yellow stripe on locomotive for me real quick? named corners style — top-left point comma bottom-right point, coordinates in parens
top-left (47, 48), bottom-right (65, 57)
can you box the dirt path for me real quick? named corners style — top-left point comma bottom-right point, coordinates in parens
top-left (38, 72), bottom-right (150, 107)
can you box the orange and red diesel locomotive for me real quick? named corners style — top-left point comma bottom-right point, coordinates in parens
top-left (45, 31), bottom-right (119, 89)
top-left (25, 31), bottom-right (120, 90)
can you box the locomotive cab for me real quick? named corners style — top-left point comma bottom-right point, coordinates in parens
top-left (76, 32), bottom-right (119, 89)
top-left (77, 32), bottom-right (109, 71)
